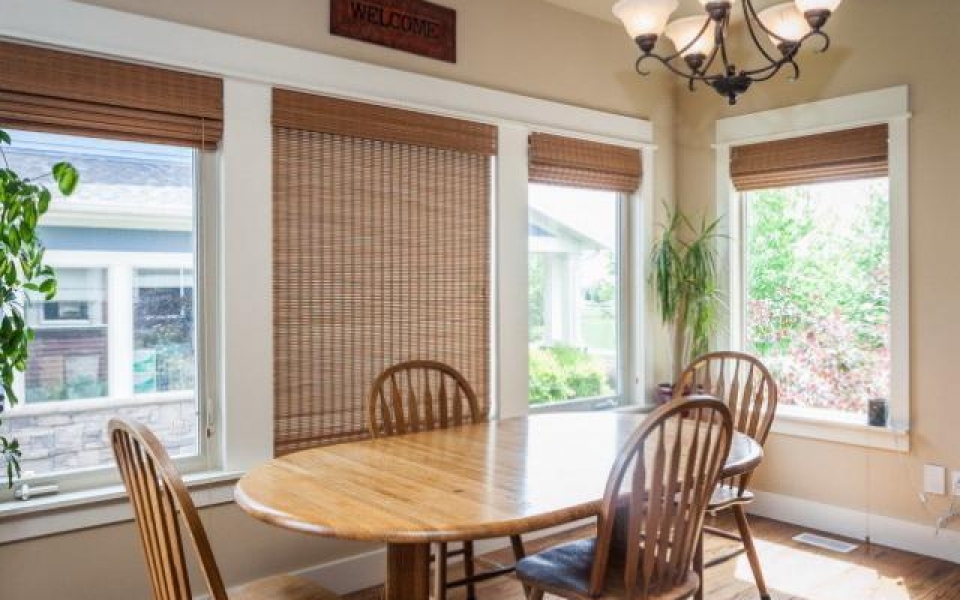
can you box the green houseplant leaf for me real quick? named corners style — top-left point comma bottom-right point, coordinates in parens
top-left (649, 203), bottom-right (724, 384)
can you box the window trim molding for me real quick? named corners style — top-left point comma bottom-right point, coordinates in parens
top-left (715, 86), bottom-right (911, 448)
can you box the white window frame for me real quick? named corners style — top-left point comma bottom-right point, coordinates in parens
top-left (1, 148), bottom-right (221, 498)
top-left (716, 86), bottom-right (911, 452)
top-left (526, 186), bottom-right (633, 413)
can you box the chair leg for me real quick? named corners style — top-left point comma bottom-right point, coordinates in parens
top-left (733, 504), bottom-right (770, 600)
top-left (510, 534), bottom-right (529, 596)
top-left (526, 588), bottom-right (544, 600)
top-left (694, 534), bottom-right (704, 600)
top-left (433, 542), bottom-right (447, 600)
top-left (463, 541), bottom-right (477, 600)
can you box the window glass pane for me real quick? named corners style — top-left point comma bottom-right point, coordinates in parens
top-left (26, 268), bottom-right (109, 402)
top-left (528, 183), bottom-right (620, 405)
top-left (744, 178), bottom-right (890, 416)
top-left (1, 129), bottom-right (200, 476)
top-left (134, 269), bottom-right (195, 394)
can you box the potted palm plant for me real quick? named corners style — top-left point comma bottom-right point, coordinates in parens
top-left (650, 205), bottom-right (723, 403)
top-left (0, 128), bottom-right (78, 487)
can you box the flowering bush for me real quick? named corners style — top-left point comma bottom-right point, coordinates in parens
top-left (745, 180), bottom-right (889, 415)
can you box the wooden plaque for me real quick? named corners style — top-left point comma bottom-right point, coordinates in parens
top-left (330, 0), bottom-right (456, 63)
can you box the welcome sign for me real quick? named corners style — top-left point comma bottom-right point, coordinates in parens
top-left (330, 0), bottom-right (457, 63)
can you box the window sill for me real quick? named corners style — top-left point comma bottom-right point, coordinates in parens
top-left (771, 405), bottom-right (910, 452)
top-left (0, 470), bottom-right (241, 545)
top-left (529, 396), bottom-right (624, 413)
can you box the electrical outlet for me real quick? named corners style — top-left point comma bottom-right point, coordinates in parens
top-left (924, 464), bottom-right (946, 495)
top-left (951, 471), bottom-right (960, 497)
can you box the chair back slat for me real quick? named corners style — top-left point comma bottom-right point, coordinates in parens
top-left (590, 397), bottom-right (733, 597)
top-left (366, 360), bottom-right (480, 437)
top-left (676, 351), bottom-right (778, 492)
top-left (109, 419), bottom-right (228, 600)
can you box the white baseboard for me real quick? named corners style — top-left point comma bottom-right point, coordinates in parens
top-left (747, 490), bottom-right (960, 564)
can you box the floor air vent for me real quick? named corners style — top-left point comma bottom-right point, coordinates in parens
top-left (792, 532), bottom-right (859, 553)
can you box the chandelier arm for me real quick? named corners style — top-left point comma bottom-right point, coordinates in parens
top-left (699, 44), bottom-right (721, 78)
top-left (674, 17), bottom-right (714, 58)
top-left (803, 29), bottom-right (831, 53)
top-left (744, 60), bottom-right (790, 83)
top-left (741, 0), bottom-right (784, 67)
top-left (635, 53), bottom-right (715, 83)
top-left (717, 14), bottom-right (735, 75)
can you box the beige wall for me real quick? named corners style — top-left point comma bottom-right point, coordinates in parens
top-left (674, 0), bottom-right (960, 527)
top-left (0, 1), bottom-right (675, 598)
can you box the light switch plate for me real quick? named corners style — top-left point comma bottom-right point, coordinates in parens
top-left (924, 464), bottom-right (946, 495)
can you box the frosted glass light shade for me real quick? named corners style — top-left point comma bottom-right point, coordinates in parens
top-left (759, 2), bottom-right (811, 43)
top-left (794, 0), bottom-right (843, 13)
top-left (664, 16), bottom-right (715, 57)
top-left (613, 0), bottom-right (680, 39)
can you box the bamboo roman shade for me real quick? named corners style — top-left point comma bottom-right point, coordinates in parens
top-left (528, 133), bottom-right (642, 192)
top-left (0, 41), bottom-right (223, 148)
top-left (730, 124), bottom-right (889, 191)
top-left (273, 89), bottom-right (496, 155)
top-left (273, 91), bottom-right (492, 454)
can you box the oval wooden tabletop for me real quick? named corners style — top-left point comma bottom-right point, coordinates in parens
top-left (234, 413), bottom-right (762, 544)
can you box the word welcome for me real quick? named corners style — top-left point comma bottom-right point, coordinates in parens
top-left (349, 0), bottom-right (442, 40)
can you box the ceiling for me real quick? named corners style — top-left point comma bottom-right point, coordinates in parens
top-left (541, 0), bottom-right (785, 25)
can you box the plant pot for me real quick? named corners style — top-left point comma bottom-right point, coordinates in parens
top-left (655, 383), bottom-right (674, 405)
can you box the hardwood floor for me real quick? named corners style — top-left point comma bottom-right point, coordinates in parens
top-left (344, 514), bottom-right (960, 599)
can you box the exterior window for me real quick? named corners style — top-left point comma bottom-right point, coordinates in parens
top-left (134, 269), bottom-right (195, 394)
top-left (528, 183), bottom-right (621, 406)
top-left (2, 129), bottom-right (201, 477)
top-left (743, 178), bottom-right (890, 417)
top-left (26, 268), bottom-right (109, 402)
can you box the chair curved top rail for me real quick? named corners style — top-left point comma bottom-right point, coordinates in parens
top-left (365, 360), bottom-right (482, 437)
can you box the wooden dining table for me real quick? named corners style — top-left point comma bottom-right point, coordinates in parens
top-left (235, 412), bottom-right (762, 600)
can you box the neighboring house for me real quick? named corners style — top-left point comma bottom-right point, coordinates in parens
top-left (3, 131), bottom-right (198, 474)
top-left (528, 191), bottom-right (616, 352)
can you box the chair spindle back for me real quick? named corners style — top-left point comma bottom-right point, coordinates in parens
top-left (590, 396), bottom-right (733, 597)
top-left (109, 418), bottom-right (228, 600)
top-left (366, 360), bottom-right (481, 437)
top-left (675, 351), bottom-right (778, 491)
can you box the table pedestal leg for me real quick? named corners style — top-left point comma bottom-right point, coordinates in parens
top-left (386, 542), bottom-right (431, 600)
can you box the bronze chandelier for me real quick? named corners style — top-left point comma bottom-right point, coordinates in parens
top-left (613, 0), bottom-right (844, 105)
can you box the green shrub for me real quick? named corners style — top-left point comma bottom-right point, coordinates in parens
top-left (529, 344), bottom-right (611, 405)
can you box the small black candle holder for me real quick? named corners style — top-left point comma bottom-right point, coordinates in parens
top-left (868, 398), bottom-right (889, 427)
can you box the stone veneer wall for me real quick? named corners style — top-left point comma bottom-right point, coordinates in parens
top-left (4, 396), bottom-right (197, 474)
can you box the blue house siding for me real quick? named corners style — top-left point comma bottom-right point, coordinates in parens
top-left (40, 227), bottom-right (193, 254)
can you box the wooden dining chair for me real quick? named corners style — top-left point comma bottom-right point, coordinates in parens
top-left (366, 360), bottom-right (526, 600)
top-left (108, 418), bottom-right (341, 600)
top-left (674, 351), bottom-right (778, 600)
top-left (516, 396), bottom-right (733, 600)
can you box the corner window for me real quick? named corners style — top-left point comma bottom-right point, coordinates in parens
top-left (743, 178), bottom-right (890, 418)
top-left (528, 183), bottom-right (622, 407)
top-left (2, 129), bottom-right (206, 479)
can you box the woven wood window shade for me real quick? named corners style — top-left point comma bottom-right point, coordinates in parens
top-left (0, 41), bottom-right (222, 148)
top-left (730, 124), bottom-right (889, 191)
top-left (273, 91), bottom-right (493, 454)
top-left (528, 133), bottom-right (641, 192)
